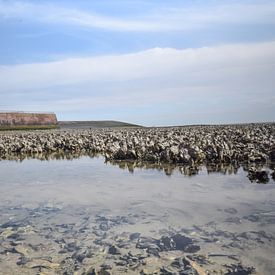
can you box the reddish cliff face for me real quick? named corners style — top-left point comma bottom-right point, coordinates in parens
top-left (0, 112), bottom-right (58, 128)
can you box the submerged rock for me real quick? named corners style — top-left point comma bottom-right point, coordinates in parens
top-left (108, 245), bottom-right (121, 255)
top-left (24, 259), bottom-right (60, 270)
top-left (224, 263), bottom-right (256, 275)
top-left (136, 233), bottom-right (200, 255)
top-left (88, 268), bottom-right (112, 275)
top-left (171, 257), bottom-right (199, 275)
top-left (224, 208), bottom-right (238, 215)
top-left (270, 148), bottom-right (275, 161)
top-left (247, 168), bottom-right (269, 183)
top-left (158, 234), bottom-right (200, 253)
top-left (129, 232), bottom-right (141, 241)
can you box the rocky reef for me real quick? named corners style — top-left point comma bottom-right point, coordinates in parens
top-left (0, 123), bottom-right (274, 182)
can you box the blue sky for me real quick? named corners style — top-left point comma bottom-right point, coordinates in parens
top-left (0, 0), bottom-right (275, 125)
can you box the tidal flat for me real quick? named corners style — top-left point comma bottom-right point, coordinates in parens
top-left (0, 124), bottom-right (275, 274)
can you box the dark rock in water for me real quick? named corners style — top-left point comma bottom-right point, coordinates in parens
top-left (243, 213), bottom-right (275, 225)
top-left (270, 149), bottom-right (275, 161)
top-left (129, 232), bottom-right (141, 241)
top-left (40, 206), bottom-right (61, 214)
top-left (247, 168), bottom-right (269, 183)
top-left (158, 234), bottom-right (199, 252)
top-left (236, 230), bottom-right (274, 244)
top-left (183, 244), bottom-right (201, 253)
top-left (60, 257), bottom-right (78, 274)
top-left (85, 267), bottom-right (111, 275)
top-left (224, 208), bottom-right (238, 214)
top-left (146, 247), bottom-right (160, 257)
top-left (63, 241), bottom-right (79, 252)
top-left (137, 234), bottom-right (199, 254)
top-left (108, 245), bottom-right (121, 255)
top-left (257, 230), bottom-right (275, 241)
top-left (99, 221), bottom-right (110, 231)
top-left (243, 214), bottom-right (260, 222)
top-left (136, 236), bottom-right (158, 249)
top-left (186, 254), bottom-right (209, 265)
top-left (74, 254), bottom-right (86, 263)
top-left (271, 171), bottom-right (275, 180)
top-left (98, 268), bottom-right (111, 275)
top-left (172, 234), bottom-right (194, 251)
top-left (225, 217), bottom-right (242, 224)
top-left (159, 266), bottom-right (176, 274)
top-left (8, 233), bottom-right (25, 241)
top-left (72, 249), bottom-right (93, 262)
top-left (85, 267), bottom-right (97, 275)
top-left (136, 236), bottom-right (160, 256)
top-left (224, 263), bottom-right (256, 275)
top-left (158, 236), bottom-right (175, 251)
top-left (16, 256), bottom-right (30, 266)
top-left (117, 251), bottom-right (145, 269)
top-left (0, 219), bottom-right (28, 229)
top-left (171, 257), bottom-right (199, 275)
top-left (114, 261), bottom-right (126, 267)
top-left (100, 264), bottom-right (112, 270)
top-left (213, 229), bottom-right (235, 239)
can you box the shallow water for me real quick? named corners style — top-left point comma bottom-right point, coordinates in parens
top-left (0, 156), bottom-right (275, 274)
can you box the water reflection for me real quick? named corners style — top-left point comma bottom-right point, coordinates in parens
top-left (1, 151), bottom-right (274, 183)
top-left (0, 150), bottom-right (95, 162)
top-left (105, 159), bottom-right (236, 177)
top-left (106, 159), bottom-right (275, 183)
top-left (1, 154), bottom-right (275, 274)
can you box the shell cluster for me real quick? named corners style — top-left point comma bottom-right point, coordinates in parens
top-left (0, 123), bottom-right (274, 181)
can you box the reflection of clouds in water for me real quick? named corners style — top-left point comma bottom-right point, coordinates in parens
top-left (1, 151), bottom-right (275, 183)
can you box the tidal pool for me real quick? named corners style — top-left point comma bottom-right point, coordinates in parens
top-left (0, 156), bottom-right (275, 274)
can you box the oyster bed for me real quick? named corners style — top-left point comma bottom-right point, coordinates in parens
top-left (0, 123), bottom-right (275, 182)
top-left (1, 123), bottom-right (275, 274)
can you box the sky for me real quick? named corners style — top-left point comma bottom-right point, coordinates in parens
top-left (0, 0), bottom-right (275, 126)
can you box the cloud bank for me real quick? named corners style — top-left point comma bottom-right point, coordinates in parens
top-left (1, 41), bottom-right (275, 125)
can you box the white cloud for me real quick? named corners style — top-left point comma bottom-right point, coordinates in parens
top-left (1, 41), bottom-right (275, 124)
top-left (0, 41), bottom-right (274, 91)
top-left (0, 1), bottom-right (275, 32)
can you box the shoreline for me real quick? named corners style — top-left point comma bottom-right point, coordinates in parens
top-left (0, 123), bottom-right (274, 182)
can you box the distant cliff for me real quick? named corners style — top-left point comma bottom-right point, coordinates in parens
top-left (0, 112), bottom-right (58, 130)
